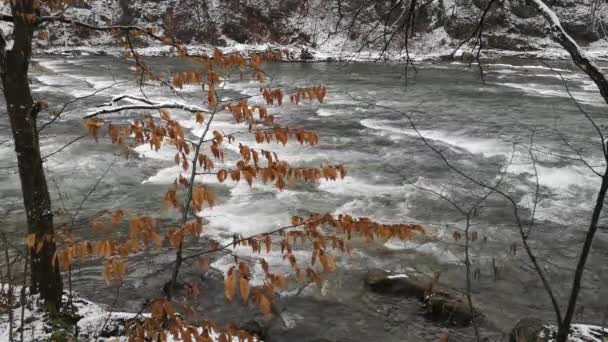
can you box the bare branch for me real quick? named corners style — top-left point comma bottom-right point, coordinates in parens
top-left (181, 222), bottom-right (308, 263)
top-left (84, 102), bottom-right (209, 119)
top-left (450, 0), bottom-right (498, 81)
top-left (526, 131), bottom-right (541, 238)
top-left (542, 61), bottom-right (607, 158)
top-left (70, 157), bottom-right (117, 226)
top-left (42, 135), bottom-right (87, 161)
top-left (39, 79), bottom-right (132, 133)
top-left (531, 0), bottom-right (608, 106)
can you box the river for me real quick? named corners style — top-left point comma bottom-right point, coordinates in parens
top-left (0, 55), bottom-right (607, 341)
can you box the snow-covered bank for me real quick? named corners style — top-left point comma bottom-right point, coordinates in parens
top-left (541, 324), bottom-right (608, 342)
top-left (33, 34), bottom-right (608, 63)
top-left (0, 286), bottom-right (261, 341)
top-left (18, 0), bottom-right (608, 63)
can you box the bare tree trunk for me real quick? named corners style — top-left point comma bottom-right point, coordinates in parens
top-left (526, 1), bottom-right (608, 340)
top-left (557, 167), bottom-right (608, 341)
top-left (0, 1), bottom-right (63, 313)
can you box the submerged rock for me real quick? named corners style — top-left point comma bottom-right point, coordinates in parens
top-left (510, 317), bottom-right (544, 342)
top-left (425, 292), bottom-right (480, 327)
top-left (365, 269), bottom-right (481, 326)
top-left (365, 269), bottom-right (427, 298)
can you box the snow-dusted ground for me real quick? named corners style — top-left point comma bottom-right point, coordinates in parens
top-left (34, 29), bottom-right (608, 63)
top-left (541, 324), bottom-right (608, 342)
top-left (1, 0), bottom-right (606, 62)
top-left (0, 286), bottom-right (260, 341)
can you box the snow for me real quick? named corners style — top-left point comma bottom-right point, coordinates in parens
top-left (541, 324), bottom-right (608, 342)
top-left (0, 286), bottom-right (262, 341)
top-left (32, 36), bottom-right (608, 63)
top-left (1, 0), bottom-right (607, 62)
top-left (386, 274), bottom-right (409, 279)
top-left (85, 100), bottom-right (210, 118)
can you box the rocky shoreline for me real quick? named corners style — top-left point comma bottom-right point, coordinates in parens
top-left (33, 41), bottom-right (608, 65)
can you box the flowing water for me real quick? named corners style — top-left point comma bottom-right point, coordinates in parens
top-left (1, 56), bottom-right (607, 341)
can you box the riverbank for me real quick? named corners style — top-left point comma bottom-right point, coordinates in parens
top-left (0, 285), bottom-right (263, 341)
top-left (34, 39), bottom-right (608, 63)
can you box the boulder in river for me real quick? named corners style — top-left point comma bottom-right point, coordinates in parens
top-left (510, 317), bottom-right (544, 342)
top-left (425, 292), bottom-right (480, 327)
top-left (365, 269), bottom-right (481, 326)
top-left (365, 269), bottom-right (427, 298)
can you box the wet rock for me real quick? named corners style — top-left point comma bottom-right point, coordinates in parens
top-left (510, 317), bottom-right (544, 342)
top-left (365, 269), bottom-right (427, 299)
top-left (241, 319), bottom-right (268, 341)
top-left (425, 292), bottom-right (479, 326)
top-left (365, 269), bottom-right (481, 326)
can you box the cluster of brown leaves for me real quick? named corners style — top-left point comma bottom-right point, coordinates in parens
top-left (253, 127), bottom-right (319, 146)
top-left (53, 238), bottom-right (138, 277)
top-left (129, 216), bottom-right (163, 246)
top-left (224, 260), bottom-right (278, 319)
top-left (214, 161), bottom-right (346, 191)
top-left (102, 258), bottom-right (127, 285)
top-left (217, 213), bottom-right (425, 318)
top-left (52, 214), bottom-right (163, 281)
top-left (128, 299), bottom-right (260, 342)
top-left (84, 118), bottom-right (104, 142)
top-left (93, 109), bottom-right (195, 156)
top-left (177, 48), bottom-right (285, 84)
top-left (25, 233), bottom-right (54, 256)
top-left (209, 85), bottom-right (327, 132)
top-left (249, 50), bottom-right (287, 81)
top-left (291, 86), bottom-right (328, 104)
top-left (261, 88), bottom-right (284, 106)
top-left (168, 219), bottom-right (204, 248)
top-left (323, 214), bottom-right (427, 242)
top-left (169, 48), bottom-right (290, 111)
top-left (191, 185), bottom-right (216, 211)
top-left (172, 71), bottom-right (202, 89)
top-left (224, 101), bottom-right (274, 125)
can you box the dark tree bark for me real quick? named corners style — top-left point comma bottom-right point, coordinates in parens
top-left (0, 1), bottom-right (63, 313)
top-left (522, 1), bottom-right (608, 341)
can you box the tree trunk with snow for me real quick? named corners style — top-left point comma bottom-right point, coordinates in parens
top-left (0, 1), bottom-right (63, 313)
top-left (529, 0), bottom-right (608, 341)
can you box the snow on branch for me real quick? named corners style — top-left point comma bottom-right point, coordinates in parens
top-left (530, 0), bottom-right (608, 103)
top-left (108, 95), bottom-right (155, 105)
top-left (85, 95), bottom-right (209, 119)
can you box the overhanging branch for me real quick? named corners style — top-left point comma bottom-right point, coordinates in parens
top-left (530, 0), bottom-right (608, 105)
top-left (84, 101), bottom-right (209, 119)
